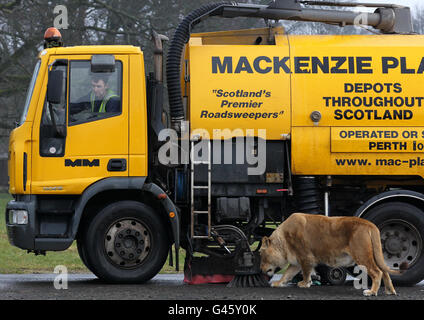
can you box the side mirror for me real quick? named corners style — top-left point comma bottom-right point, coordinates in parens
top-left (47, 69), bottom-right (64, 104)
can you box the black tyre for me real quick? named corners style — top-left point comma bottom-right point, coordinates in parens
top-left (82, 201), bottom-right (169, 283)
top-left (364, 202), bottom-right (424, 286)
top-left (76, 237), bottom-right (96, 274)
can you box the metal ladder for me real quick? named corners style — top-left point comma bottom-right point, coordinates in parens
top-left (190, 136), bottom-right (211, 239)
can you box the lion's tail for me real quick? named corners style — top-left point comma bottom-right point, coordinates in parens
top-left (370, 227), bottom-right (408, 275)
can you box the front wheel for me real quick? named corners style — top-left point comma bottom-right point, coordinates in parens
top-left (82, 201), bottom-right (169, 283)
top-left (364, 202), bottom-right (424, 286)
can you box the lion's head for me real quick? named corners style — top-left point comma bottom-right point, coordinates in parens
top-left (260, 236), bottom-right (283, 277)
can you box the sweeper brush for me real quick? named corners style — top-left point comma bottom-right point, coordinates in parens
top-left (226, 248), bottom-right (270, 288)
top-left (183, 253), bottom-right (270, 287)
top-left (227, 273), bottom-right (270, 288)
top-left (183, 238), bottom-right (270, 287)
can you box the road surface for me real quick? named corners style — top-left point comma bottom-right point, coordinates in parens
top-left (0, 273), bottom-right (423, 300)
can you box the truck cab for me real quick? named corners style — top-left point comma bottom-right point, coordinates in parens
top-left (7, 45), bottom-right (155, 260)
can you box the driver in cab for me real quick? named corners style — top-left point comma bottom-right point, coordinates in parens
top-left (69, 74), bottom-right (120, 122)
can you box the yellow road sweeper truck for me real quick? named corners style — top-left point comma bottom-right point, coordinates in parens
top-left (6, 0), bottom-right (424, 286)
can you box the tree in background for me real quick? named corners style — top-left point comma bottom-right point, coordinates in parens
top-left (0, 0), bottom-right (269, 124)
top-left (0, 0), bottom-right (421, 156)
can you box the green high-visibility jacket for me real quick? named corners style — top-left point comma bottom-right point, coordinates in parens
top-left (90, 89), bottom-right (119, 113)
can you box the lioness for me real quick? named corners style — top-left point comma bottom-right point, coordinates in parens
top-left (260, 213), bottom-right (407, 296)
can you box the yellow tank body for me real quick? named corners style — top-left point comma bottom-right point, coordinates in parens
top-left (188, 28), bottom-right (424, 179)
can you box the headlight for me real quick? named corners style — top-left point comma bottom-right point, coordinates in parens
top-left (8, 210), bottom-right (28, 225)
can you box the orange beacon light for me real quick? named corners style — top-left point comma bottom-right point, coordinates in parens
top-left (43, 27), bottom-right (63, 49)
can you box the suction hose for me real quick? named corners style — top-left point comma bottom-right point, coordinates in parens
top-left (166, 2), bottom-right (235, 132)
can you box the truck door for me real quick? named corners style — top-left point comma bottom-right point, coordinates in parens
top-left (31, 55), bottom-right (129, 195)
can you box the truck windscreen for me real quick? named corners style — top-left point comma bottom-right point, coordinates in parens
top-left (19, 60), bottom-right (41, 126)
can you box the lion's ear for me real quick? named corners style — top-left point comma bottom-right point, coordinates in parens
top-left (262, 236), bottom-right (271, 248)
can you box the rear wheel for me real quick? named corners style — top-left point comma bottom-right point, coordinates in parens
top-left (82, 201), bottom-right (169, 283)
top-left (364, 202), bottom-right (424, 286)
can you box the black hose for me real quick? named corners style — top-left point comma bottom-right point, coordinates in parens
top-left (166, 2), bottom-right (235, 131)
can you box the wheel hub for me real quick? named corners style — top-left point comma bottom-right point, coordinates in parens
top-left (105, 219), bottom-right (151, 268)
top-left (385, 235), bottom-right (403, 255)
top-left (114, 228), bottom-right (145, 261)
top-left (380, 219), bottom-right (421, 269)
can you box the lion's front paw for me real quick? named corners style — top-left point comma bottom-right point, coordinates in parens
top-left (297, 280), bottom-right (312, 288)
